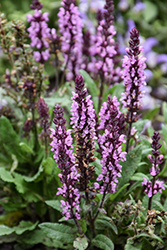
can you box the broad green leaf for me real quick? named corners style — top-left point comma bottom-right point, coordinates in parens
top-left (39, 223), bottom-right (76, 243)
top-left (93, 158), bottom-right (101, 176)
top-left (23, 164), bottom-right (44, 182)
top-left (73, 237), bottom-right (88, 250)
top-left (95, 217), bottom-right (118, 235)
top-left (45, 200), bottom-right (62, 213)
top-left (0, 225), bottom-right (15, 236)
top-left (79, 69), bottom-right (98, 112)
top-left (162, 124), bottom-right (167, 147)
top-left (79, 69), bottom-right (98, 97)
top-left (133, 233), bottom-right (164, 244)
top-left (0, 116), bottom-right (26, 163)
top-left (130, 173), bottom-right (149, 182)
top-left (162, 102), bottom-right (167, 124)
top-left (0, 167), bottom-right (14, 182)
top-left (43, 157), bottom-right (55, 175)
top-left (19, 142), bottom-right (33, 154)
top-left (143, 1), bottom-right (158, 22)
top-left (125, 238), bottom-right (142, 250)
top-left (142, 193), bottom-right (161, 215)
top-left (91, 234), bottom-right (114, 250)
top-left (14, 221), bottom-right (38, 235)
top-left (144, 106), bottom-right (160, 120)
top-left (118, 145), bottom-right (142, 189)
top-left (18, 229), bottom-right (68, 249)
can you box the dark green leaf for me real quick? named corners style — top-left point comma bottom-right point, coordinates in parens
top-left (91, 234), bottom-right (114, 250)
top-left (39, 223), bottom-right (76, 243)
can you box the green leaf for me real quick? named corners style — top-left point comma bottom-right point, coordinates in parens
top-left (73, 237), bottom-right (88, 250)
top-left (125, 238), bottom-right (142, 250)
top-left (143, 1), bottom-right (158, 22)
top-left (79, 69), bottom-right (98, 112)
top-left (0, 116), bottom-right (26, 163)
top-left (23, 164), bottom-right (44, 182)
top-left (14, 221), bottom-right (38, 235)
top-left (162, 102), bottom-right (167, 124)
top-left (18, 229), bottom-right (68, 249)
top-left (19, 142), bottom-right (33, 154)
top-left (158, 160), bottom-right (167, 177)
top-left (133, 233), bottom-right (164, 244)
top-left (162, 124), bottom-right (167, 147)
top-left (95, 216), bottom-right (118, 235)
top-left (93, 158), bottom-right (102, 176)
top-left (0, 167), bottom-right (14, 182)
top-left (109, 183), bottom-right (129, 202)
top-left (144, 106), bottom-right (160, 120)
top-left (130, 173), bottom-right (149, 182)
top-left (39, 223), bottom-right (76, 243)
top-left (91, 234), bottom-right (114, 250)
top-left (118, 145), bottom-right (142, 189)
top-left (45, 200), bottom-right (62, 213)
top-left (0, 225), bottom-right (15, 236)
top-left (43, 157), bottom-right (55, 175)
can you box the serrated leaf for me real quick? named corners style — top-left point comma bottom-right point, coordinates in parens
top-left (14, 221), bottom-right (38, 235)
top-left (118, 145), bottom-right (142, 189)
top-left (0, 225), bottom-right (15, 236)
top-left (39, 223), bottom-right (76, 243)
top-left (45, 200), bottom-right (62, 212)
top-left (23, 164), bottom-right (44, 182)
top-left (91, 234), bottom-right (114, 250)
top-left (0, 167), bottom-right (14, 182)
top-left (19, 229), bottom-right (68, 249)
top-left (73, 237), bottom-right (88, 250)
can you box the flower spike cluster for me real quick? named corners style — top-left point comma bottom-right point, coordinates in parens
top-left (142, 132), bottom-right (165, 202)
top-left (27, 0), bottom-right (50, 63)
top-left (37, 97), bottom-right (50, 140)
top-left (50, 104), bottom-right (81, 220)
top-left (95, 0), bottom-right (120, 84)
top-left (95, 96), bottom-right (126, 194)
top-left (58, 0), bottom-right (83, 80)
top-left (121, 27), bottom-right (146, 119)
top-left (71, 75), bottom-right (97, 196)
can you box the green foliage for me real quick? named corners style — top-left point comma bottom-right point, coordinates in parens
top-left (91, 235), bottom-right (114, 250)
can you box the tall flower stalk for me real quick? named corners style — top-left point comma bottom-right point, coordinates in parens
top-left (142, 131), bottom-right (165, 210)
top-left (94, 95), bottom-right (126, 219)
top-left (50, 104), bottom-right (83, 234)
top-left (95, 0), bottom-right (121, 110)
top-left (121, 27), bottom-right (146, 152)
top-left (58, 0), bottom-right (83, 81)
top-left (27, 0), bottom-right (50, 63)
top-left (71, 75), bottom-right (97, 202)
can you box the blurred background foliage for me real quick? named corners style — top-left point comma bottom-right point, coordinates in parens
top-left (1, 0), bottom-right (167, 89)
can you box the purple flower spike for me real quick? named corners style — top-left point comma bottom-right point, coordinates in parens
top-left (71, 75), bottom-right (97, 195)
top-left (95, 0), bottom-right (120, 84)
top-left (121, 27), bottom-right (146, 113)
top-left (142, 131), bottom-right (165, 209)
top-left (27, 0), bottom-right (50, 63)
top-left (50, 104), bottom-right (81, 220)
top-left (58, 0), bottom-right (83, 81)
top-left (121, 27), bottom-right (146, 152)
top-left (95, 96), bottom-right (126, 195)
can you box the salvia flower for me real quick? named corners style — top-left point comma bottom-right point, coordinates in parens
top-left (27, 0), bottom-right (50, 63)
top-left (70, 75), bottom-right (97, 195)
top-left (37, 97), bottom-right (50, 141)
top-left (121, 27), bottom-right (146, 152)
top-left (121, 27), bottom-right (146, 118)
top-left (95, 0), bottom-right (121, 84)
top-left (95, 96), bottom-right (126, 194)
top-left (50, 104), bottom-right (81, 220)
top-left (58, 0), bottom-right (83, 80)
top-left (142, 131), bottom-right (165, 209)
